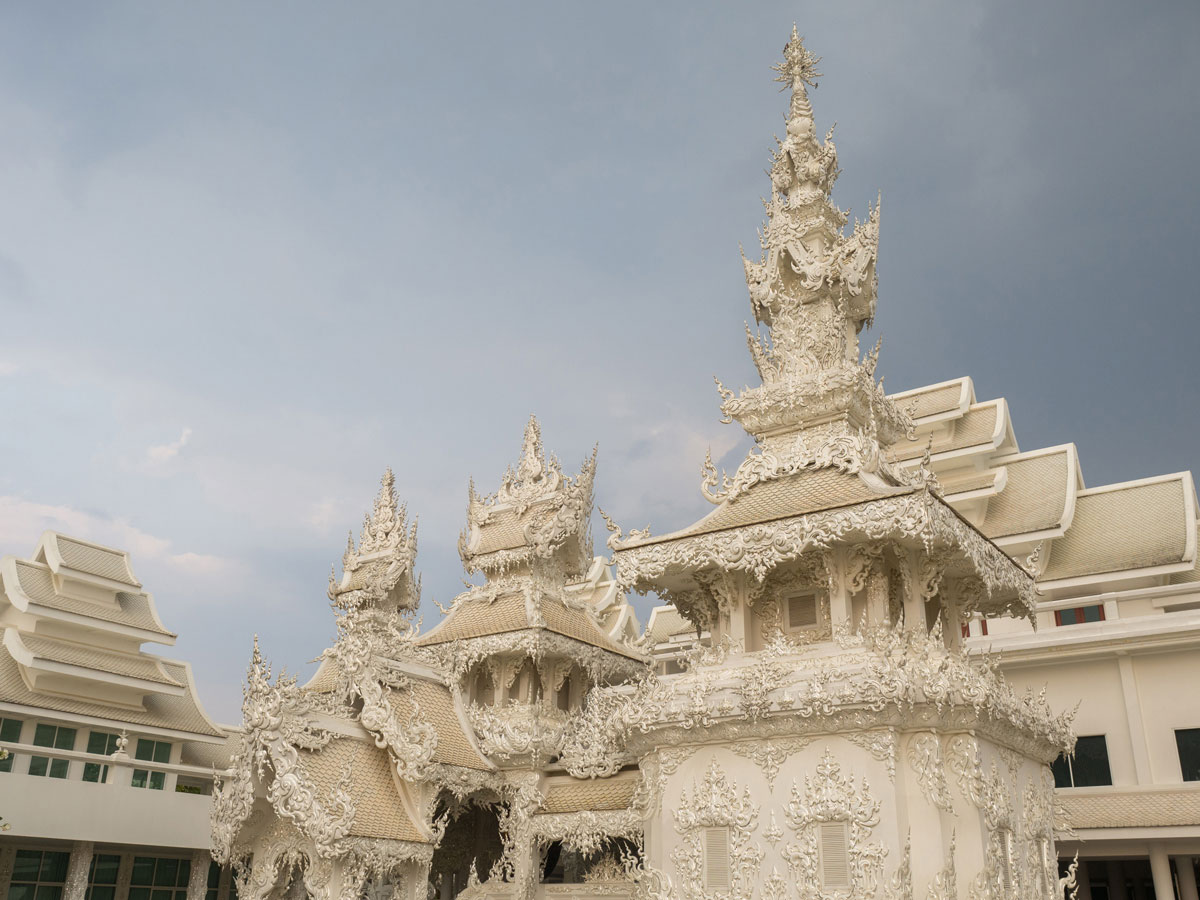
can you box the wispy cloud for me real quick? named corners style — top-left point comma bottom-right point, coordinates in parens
top-left (146, 427), bottom-right (192, 466)
top-left (0, 495), bottom-right (235, 581)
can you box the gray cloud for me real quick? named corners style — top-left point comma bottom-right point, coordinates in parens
top-left (0, 1), bottom-right (1196, 720)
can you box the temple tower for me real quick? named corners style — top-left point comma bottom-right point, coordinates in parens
top-left (592, 29), bottom-right (1074, 900)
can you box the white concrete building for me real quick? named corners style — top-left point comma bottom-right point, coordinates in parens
top-left (889, 376), bottom-right (1200, 900)
top-left (0, 532), bottom-right (234, 900)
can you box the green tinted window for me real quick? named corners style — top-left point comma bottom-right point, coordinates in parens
top-left (82, 732), bottom-right (120, 783)
top-left (128, 858), bottom-right (189, 900)
top-left (28, 724), bottom-right (76, 779)
top-left (132, 739), bottom-right (171, 790)
top-left (10, 850), bottom-right (70, 900)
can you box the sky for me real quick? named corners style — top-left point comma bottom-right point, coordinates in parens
top-left (0, 1), bottom-right (1197, 723)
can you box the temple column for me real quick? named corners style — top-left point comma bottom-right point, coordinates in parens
top-left (187, 851), bottom-right (211, 900)
top-left (1176, 857), bottom-right (1199, 900)
top-left (826, 548), bottom-right (853, 632)
top-left (900, 550), bottom-right (928, 632)
top-left (64, 841), bottom-right (95, 900)
top-left (1149, 847), bottom-right (1176, 899)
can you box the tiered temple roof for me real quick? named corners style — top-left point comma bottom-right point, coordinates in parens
top-left (0, 532), bottom-right (222, 739)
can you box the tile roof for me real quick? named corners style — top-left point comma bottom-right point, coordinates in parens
top-left (416, 590), bottom-right (641, 659)
top-left (619, 469), bottom-right (907, 549)
top-left (890, 403), bottom-right (1000, 462)
top-left (538, 775), bottom-right (639, 814)
top-left (980, 448), bottom-right (1073, 539)
top-left (385, 678), bottom-right (491, 771)
top-left (50, 535), bottom-right (139, 587)
top-left (6, 560), bottom-right (174, 638)
top-left (297, 737), bottom-right (427, 843)
top-left (12, 630), bottom-right (183, 687)
top-left (1041, 477), bottom-right (1191, 582)
top-left (1057, 786), bottom-right (1200, 829)
top-left (0, 651), bottom-right (223, 737)
top-left (889, 379), bottom-right (970, 420)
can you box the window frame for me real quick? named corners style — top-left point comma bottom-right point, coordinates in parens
top-left (28, 723), bottom-right (77, 779)
top-left (10, 848), bottom-right (71, 900)
top-left (1051, 734), bottom-right (1113, 788)
top-left (132, 738), bottom-right (172, 790)
top-left (782, 590), bottom-right (824, 634)
top-left (1054, 605), bottom-right (1105, 627)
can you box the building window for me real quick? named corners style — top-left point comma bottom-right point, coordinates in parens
top-left (0, 717), bottom-right (22, 772)
top-left (784, 592), bottom-right (820, 632)
top-left (129, 857), bottom-right (191, 900)
top-left (1054, 605), bottom-right (1104, 626)
top-left (132, 739), bottom-right (171, 790)
top-left (87, 855), bottom-right (122, 900)
top-left (28, 723), bottom-right (76, 778)
top-left (1051, 735), bottom-right (1113, 787)
top-left (818, 820), bottom-right (850, 890)
top-left (1176, 728), bottom-right (1200, 781)
top-left (556, 676), bottom-right (571, 713)
top-left (82, 731), bottom-right (121, 783)
top-left (702, 826), bottom-right (730, 893)
top-left (9, 849), bottom-right (70, 900)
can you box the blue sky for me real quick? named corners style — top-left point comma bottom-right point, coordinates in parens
top-left (0, 2), bottom-right (1196, 722)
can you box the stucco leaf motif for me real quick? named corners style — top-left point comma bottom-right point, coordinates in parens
top-left (672, 760), bottom-right (764, 900)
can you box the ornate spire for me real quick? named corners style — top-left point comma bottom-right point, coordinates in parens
top-left (704, 29), bottom-right (912, 504)
top-left (459, 416), bottom-right (596, 578)
top-left (329, 467), bottom-right (420, 611)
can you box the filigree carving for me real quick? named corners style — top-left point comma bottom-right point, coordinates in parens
top-left (907, 732), bottom-right (953, 812)
top-left (729, 737), bottom-right (814, 789)
top-left (672, 761), bottom-right (763, 900)
top-left (843, 728), bottom-right (897, 782)
top-left (782, 749), bottom-right (886, 898)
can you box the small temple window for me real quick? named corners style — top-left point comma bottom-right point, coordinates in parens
top-left (556, 677), bottom-right (572, 712)
top-left (818, 821), bottom-right (850, 890)
top-left (1051, 735), bottom-right (1112, 787)
top-left (702, 827), bottom-right (731, 893)
top-left (785, 592), bottom-right (820, 631)
top-left (999, 829), bottom-right (1016, 896)
top-left (1054, 605), bottom-right (1104, 626)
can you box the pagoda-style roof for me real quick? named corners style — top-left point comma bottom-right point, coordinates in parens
top-left (2, 556), bottom-right (175, 640)
top-left (415, 586), bottom-right (642, 661)
top-left (459, 416), bottom-right (595, 578)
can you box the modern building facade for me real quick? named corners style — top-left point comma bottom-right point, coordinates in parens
top-left (888, 376), bottom-right (1200, 900)
top-left (0, 532), bottom-right (234, 900)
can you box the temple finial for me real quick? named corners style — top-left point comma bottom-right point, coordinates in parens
top-left (515, 415), bottom-right (545, 484)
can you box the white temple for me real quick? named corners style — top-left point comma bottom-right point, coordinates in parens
top-left (209, 29), bottom-right (1082, 900)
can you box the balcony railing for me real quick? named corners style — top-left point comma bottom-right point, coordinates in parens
top-left (0, 739), bottom-right (230, 789)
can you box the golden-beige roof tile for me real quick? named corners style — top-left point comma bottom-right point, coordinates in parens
top-left (981, 449), bottom-right (1072, 539)
top-left (1041, 478), bottom-right (1190, 582)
